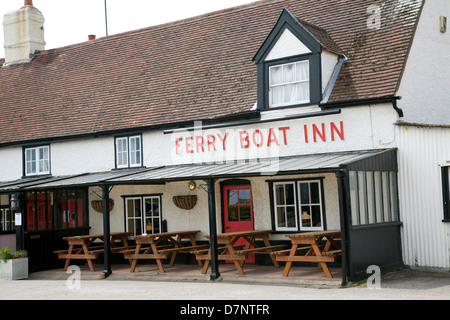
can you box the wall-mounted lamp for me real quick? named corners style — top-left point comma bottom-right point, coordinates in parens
top-left (10, 194), bottom-right (19, 210)
top-left (188, 181), bottom-right (197, 190)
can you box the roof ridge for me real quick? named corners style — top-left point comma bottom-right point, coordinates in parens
top-left (27, 0), bottom-right (283, 56)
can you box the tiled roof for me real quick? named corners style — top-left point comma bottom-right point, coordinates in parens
top-left (0, 0), bottom-right (423, 145)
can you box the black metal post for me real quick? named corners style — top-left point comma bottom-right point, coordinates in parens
top-left (336, 170), bottom-right (348, 287)
top-left (13, 193), bottom-right (24, 251)
top-left (206, 178), bottom-right (220, 280)
top-left (102, 185), bottom-right (112, 277)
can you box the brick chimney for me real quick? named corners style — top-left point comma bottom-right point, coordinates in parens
top-left (3, 0), bottom-right (45, 66)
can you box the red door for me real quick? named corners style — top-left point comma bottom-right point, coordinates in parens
top-left (223, 185), bottom-right (255, 263)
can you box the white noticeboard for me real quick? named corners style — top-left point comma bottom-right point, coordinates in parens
top-left (15, 213), bottom-right (22, 226)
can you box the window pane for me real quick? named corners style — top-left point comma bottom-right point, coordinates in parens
top-left (269, 66), bottom-right (282, 85)
top-left (349, 171), bottom-right (359, 226)
top-left (38, 147), bottom-right (49, 173)
top-left (283, 84), bottom-right (296, 104)
top-left (239, 189), bottom-right (251, 205)
top-left (275, 185), bottom-right (285, 206)
top-left (127, 199), bottom-right (134, 218)
top-left (382, 172), bottom-right (391, 222)
top-left (228, 190), bottom-right (238, 205)
top-left (283, 63), bottom-right (295, 83)
top-left (299, 183), bottom-right (309, 204)
top-left (271, 86), bottom-right (283, 106)
top-left (311, 206), bottom-right (322, 227)
top-left (240, 206), bottom-right (251, 221)
top-left (390, 172), bottom-right (399, 222)
top-left (296, 82), bottom-right (310, 102)
top-left (374, 172), bottom-right (384, 223)
top-left (301, 206), bottom-right (311, 227)
top-left (366, 172), bottom-right (376, 224)
top-left (228, 206), bottom-right (238, 221)
top-left (285, 184), bottom-right (295, 205)
top-left (310, 182), bottom-right (320, 204)
top-left (286, 206), bottom-right (296, 228)
top-left (277, 207), bottom-right (286, 228)
top-left (296, 61), bottom-right (309, 81)
top-left (358, 171), bottom-right (367, 225)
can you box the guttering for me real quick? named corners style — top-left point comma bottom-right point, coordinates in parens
top-left (163, 109), bottom-right (341, 134)
top-left (320, 96), bottom-right (403, 117)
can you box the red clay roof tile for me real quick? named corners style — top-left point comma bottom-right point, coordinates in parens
top-left (0, 0), bottom-right (424, 145)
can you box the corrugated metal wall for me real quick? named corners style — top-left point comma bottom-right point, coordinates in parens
top-left (396, 125), bottom-right (450, 268)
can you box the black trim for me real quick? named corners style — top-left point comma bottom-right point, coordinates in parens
top-left (442, 166), bottom-right (450, 221)
top-left (114, 134), bottom-right (143, 169)
top-left (22, 144), bottom-right (51, 177)
top-left (122, 194), bottom-right (163, 235)
top-left (320, 96), bottom-right (403, 117)
top-left (253, 9), bottom-right (323, 111)
top-left (253, 9), bottom-right (322, 63)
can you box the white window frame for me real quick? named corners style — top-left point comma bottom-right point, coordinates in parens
top-left (298, 180), bottom-right (324, 231)
top-left (25, 146), bottom-right (50, 176)
top-left (1, 208), bottom-right (11, 231)
top-left (116, 135), bottom-right (142, 169)
top-left (269, 60), bottom-right (310, 108)
top-left (273, 182), bottom-right (298, 232)
top-left (125, 195), bottom-right (161, 236)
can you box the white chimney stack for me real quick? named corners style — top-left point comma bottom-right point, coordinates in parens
top-left (3, 0), bottom-right (45, 66)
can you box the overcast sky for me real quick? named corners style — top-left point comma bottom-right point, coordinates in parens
top-left (0, 0), bottom-right (256, 57)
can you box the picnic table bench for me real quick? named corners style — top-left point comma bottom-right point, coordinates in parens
top-left (197, 230), bottom-right (286, 275)
top-left (276, 230), bottom-right (342, 278)
top-left (54, 232), bottom-right (132, 271)
top-left (123, 230), bottom-right (204, 273)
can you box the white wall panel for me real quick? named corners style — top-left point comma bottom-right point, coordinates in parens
top-left (396, 125), bottom-right (450, 268)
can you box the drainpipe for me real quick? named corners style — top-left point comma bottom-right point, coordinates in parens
top-left (102, 184), bottom-right (112, 277)
top-left (206, 179), bottom-right (220, 280)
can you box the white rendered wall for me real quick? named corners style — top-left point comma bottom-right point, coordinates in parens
top-left (90, 172), bottom-right (341, 241)
top-left (396, 0), bottom-right (450, 126)
top-left (0, 146), bottom-right (22, 181)
top-left (51, 137), bottom-right (114, 176)
top-left (158, 104), bottom-right (399, 167)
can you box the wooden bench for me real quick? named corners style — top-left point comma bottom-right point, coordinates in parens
top-left (322, 249), bottom-right (342, 257)
top-left (126, 230), bottom-right (202, 273)
top-left (234, 245), bottom-right (287, 255)
top-left (281, 230), bottom-right (342, 278)
top-left (272, 245), bottom-right (324, 257)
top-left (159, 244), bottom-right (210, 254)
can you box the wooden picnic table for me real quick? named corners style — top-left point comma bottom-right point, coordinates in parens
top-left (196, 230), bottom-right (286, 275)
top-left (275, 230), bottom-right (341, 278)
top-left (123, 230), bottom-right (207, 273)
top-left (54, 232), bottom-right (132, 272)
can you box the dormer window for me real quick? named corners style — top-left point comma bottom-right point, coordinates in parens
top-left (253, 9), bottom-right (343, 110)
top-left (269, 59), bottom-right (310, 107)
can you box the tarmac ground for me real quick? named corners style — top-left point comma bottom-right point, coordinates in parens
top-left (1, 263), bottom-right (450, 301)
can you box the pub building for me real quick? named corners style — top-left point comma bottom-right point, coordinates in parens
top-left (0, 0), bottom-right (449, 285)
